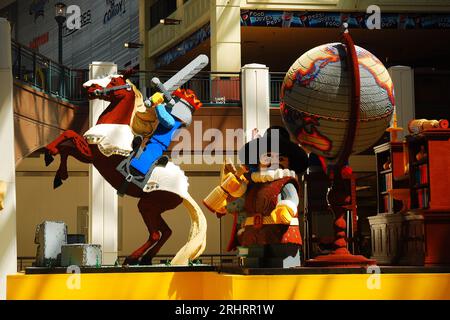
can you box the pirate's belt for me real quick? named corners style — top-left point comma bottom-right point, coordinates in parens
top-left (244, 214), bottom-right (299, 227)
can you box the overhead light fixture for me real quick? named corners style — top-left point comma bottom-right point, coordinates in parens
top-left (124, 42), bottom-right (144, 49)
top-left (160, 18), bottom-right (182, 25)
top-left (54, 2), bottom-right (67, 65)
top-left (54, 2), bottom-right (67, 18)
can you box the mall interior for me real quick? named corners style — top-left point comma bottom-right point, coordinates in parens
top-left (1, 0), bottom-right (450, 300)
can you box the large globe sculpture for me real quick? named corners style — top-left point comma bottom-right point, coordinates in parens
top-left (281, 42), bottom-right (395, 160)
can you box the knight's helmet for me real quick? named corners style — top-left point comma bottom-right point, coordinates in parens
top-left (170, 88), bottom-right (202, 126)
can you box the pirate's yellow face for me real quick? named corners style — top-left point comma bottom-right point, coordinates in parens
top-left (259, 152), bottom-right (290, 171)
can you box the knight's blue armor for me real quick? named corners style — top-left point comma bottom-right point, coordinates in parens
top-left (130, 104), bottom-right (181, 175)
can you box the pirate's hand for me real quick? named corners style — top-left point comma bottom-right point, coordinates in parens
top-left (221, 173), bottom-right (247, 198)
top-left (270, 205), bottom-right (294, 224)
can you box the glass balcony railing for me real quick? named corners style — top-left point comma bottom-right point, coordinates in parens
top-left (11, 40), bottom-right (89, 103)
top-left (11, 40), bottom-right (285, 106)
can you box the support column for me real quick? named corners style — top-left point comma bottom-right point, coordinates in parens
top-left (88, 62), bottom-right (118, 265)
top-left (139, 0), bottom-right (151, 96)
top-left (241, 63), bottom-right (270, 142)
top-left (0, 18), bottom-right (17, 300)
top-left (210, 0), bottom-right (241, 72)
top-left (388, 66), bottom-right (415, 139)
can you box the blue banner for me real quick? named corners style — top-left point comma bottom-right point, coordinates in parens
top-left (155, 23), bottom-right (210, 69)
top-left (240, 10), bottom-right (450, 29)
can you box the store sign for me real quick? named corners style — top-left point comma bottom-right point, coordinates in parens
top-left (63, 9), bottom-right (92, 37)
top-left (103, 0), bottom-right (127, 24)
top-left (29, 32), bottom-right (49, 49)
top-left (240, 10), bottom-right (450, 29)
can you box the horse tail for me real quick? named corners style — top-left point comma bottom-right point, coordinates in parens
top-left (171, 193), bottom-right (207, 265)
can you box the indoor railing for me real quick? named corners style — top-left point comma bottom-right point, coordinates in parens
top-left (11, 40), bottom-right (285, 106)
top-left (11, 40), bottom-right (89, 102)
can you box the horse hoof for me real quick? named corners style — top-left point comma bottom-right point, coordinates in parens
top-left (53, 175), bottom-right (63, 189)
top-left (139, 256), bottom-right (153, 266)
top-left (123, 257), bottom-right (140, 266)
top-left (44, 151), bottom-right (54, 167)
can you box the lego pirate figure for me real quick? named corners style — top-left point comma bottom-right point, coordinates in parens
top-left (203, 126), bottom-right (308, 268)
top-left (238, 126), bottom-right (308, 268)
top-left (117, 89), bottom-right (202, 194)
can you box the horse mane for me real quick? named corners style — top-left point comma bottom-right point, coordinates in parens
top-left (128, 79), bottom-right (145, 116)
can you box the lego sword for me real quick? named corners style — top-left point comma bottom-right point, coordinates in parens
top-left (148, 54), bottom-right (209, 108)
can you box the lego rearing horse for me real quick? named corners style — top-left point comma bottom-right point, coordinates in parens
top-left (44, 74), bottom-right (207, 266)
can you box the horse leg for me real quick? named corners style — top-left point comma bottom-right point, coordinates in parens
top-left (51, 144), bottom-right (93, 189)
top-left (124, 193), bottom-right (181, 266)
top-left (140, 218), bottom-right (172, 265)
top-left (123, 197), bottom-right (165, 265)
top-left (45, 130), bottom-right (93, 165)
top-left (123, 237), bottom-right (157, 265)
top-left (53, 151), bottom-right (68, 189)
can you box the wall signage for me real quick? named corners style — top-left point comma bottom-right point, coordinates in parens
top-left (63, 9), bottom-right (92, 37)
top-left (103, 0), bottom-right (127, 24)
top-left (241, 10), bottom-right (450, 29)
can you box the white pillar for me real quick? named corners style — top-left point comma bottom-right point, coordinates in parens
top-left (0, 18), bottom-right (17, 300)
top-left (241, 63), bottom-right (270, 142)
top-left (88, 62), bottom-right (118, 265)
top-left (388, 66), bottom-right (415, 139)
top-left (210, 0), bottom-right (241, 72)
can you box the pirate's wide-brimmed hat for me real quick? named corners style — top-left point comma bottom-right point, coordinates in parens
top-left (238, 126), bottom-right (309, 175)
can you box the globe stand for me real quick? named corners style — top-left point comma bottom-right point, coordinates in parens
top-left (305, 24), bottom-right (376, 268)
top-left (304, 169), bottom-right (376, 267)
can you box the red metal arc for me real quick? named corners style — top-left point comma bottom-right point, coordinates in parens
top-left (305, 27), bottom-right (376, 267)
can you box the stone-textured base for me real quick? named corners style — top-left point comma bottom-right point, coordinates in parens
top-left (61, 244), bottom-right (102, 267)
top-left (34, 221), bottom-right (67, 267)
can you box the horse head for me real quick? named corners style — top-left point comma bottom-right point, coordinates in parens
top-left (84, 74), bottom-right (133, 102)
top-left (83, 74), bottom-right (138, 125)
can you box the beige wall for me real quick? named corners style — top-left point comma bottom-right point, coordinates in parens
top-left (145, 0), bottom-right (450, 66)
top-left (13, 81), bottom-right (88, 165)
top-left (240, 0), bottom-right (450, 11)
top-left (15, 155), bottom-right (229, 258)
top-left (148, 0), bottom-right (211, 57)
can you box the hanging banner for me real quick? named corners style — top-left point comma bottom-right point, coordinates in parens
top-left (240, 10), bottom-right (450, 29)
top-left (155, 23), bottom-right (210, 69)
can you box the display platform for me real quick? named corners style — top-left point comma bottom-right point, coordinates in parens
top-left (24, 264), bottom-right (215, 274)
top-left (220, 265), bottom-right (450, 275)
top-left (7, 266), bottom-right (450, 300)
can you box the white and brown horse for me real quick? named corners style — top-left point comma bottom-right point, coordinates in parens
top-left (45, 74), bottom-right (206, 265)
